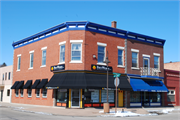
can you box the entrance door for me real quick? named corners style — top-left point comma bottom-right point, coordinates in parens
top-left (142, 92), bottom-right (150, 107)
top-left (143, 58), bottom-right (150, 75)
top-left (1, 90), bottom-right (3, 101)
top-left (71, 89), bottom-right (80, 108)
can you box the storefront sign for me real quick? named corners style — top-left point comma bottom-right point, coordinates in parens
top-left (91, 64), bottom-right (113, 72)
top-left (50, 64), bottom-right (65, 72)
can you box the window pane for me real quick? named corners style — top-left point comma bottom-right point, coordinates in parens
top-left (36, 89), bottom-right (40, 97)
top-left (130, 91), bottom-right (141, 102)
top-left (18, 56), bottom-right (21, 70)
top-left (42, 50), bottom-right (46, 65)
top-left (118, 50), bottom-right (123, 65)
top-left (167, 95), bottom-right (175, 102)
top-left (154, 56), bottom-right (159, 69)
top-left (98, 46), bottom-right (105, 63)
top-left (57, 89), bottom-right (67, 102)
top-left (8, 72), bottom-right (11, 80)
top-left (132, 52), bottom-right (138, 67)
top-left (71, 44), bottom-right (81, 61)
top-left (60, 45), bottom-right (65, 62)
top-left (30, 53), bottom-right (34, 68)
top-left (43, 89), bottom-right (47, 97)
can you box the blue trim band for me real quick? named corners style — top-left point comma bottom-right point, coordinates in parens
top-left (12, 21), bottom-right (166, 49)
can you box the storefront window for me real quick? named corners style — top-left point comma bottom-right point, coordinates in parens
top-left (150, 92), bottom-right (161, 102)
top-left (101, 90), bottom-right (114, 103)
top-left (57, 89), bottom-right (67, 102)
top-left (130, 91), bottom-right (141, 102)
top-left (84, 89), bottom-right (99, 103)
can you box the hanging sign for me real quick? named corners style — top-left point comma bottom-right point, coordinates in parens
top-left (91, 64), bottom-right (113, 72)
top-left (50, 64), bottom-right (65, 72)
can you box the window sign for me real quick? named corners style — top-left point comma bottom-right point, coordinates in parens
top-left (91, 90), bottom-right (99, 103)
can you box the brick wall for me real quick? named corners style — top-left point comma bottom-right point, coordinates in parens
top-left (127, 39), bottom-right (164, 77)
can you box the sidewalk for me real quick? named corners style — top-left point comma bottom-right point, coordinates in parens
top-left (0, 102), bottom-right (179, 117)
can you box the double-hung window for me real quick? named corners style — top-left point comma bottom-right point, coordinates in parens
top-left (59, 41), bottom-right (66, 64)
top-left (42, 89), bottom-right (47, 98)
top-left (131, 49), bottom-right (139, 69)
top-left (28, 89), bottom-right (32, 97)
top-left (29, 50), bottom-right (34, 69)
top-left (97, 42), bottom-right (107, 64)
top-left (41, 47), bottom-right (47, 67)
top-left (153, 53), bottom-right (160, 70)
top-left (36, 89), bottom-right (40, 98)
top-left (117, 46), bottom-right (124, 67)
top-left (70, 40), bottom-right (83, 63)
top-left (20, 89), bottom-right (23, 97)
top-left (8, 72), bottom-right (11, 80)
top-left (15, 89), bottom-right (19, 97)
top-left (17, 54), bottom-right (21, 71)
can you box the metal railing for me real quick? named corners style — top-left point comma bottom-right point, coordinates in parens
top-left (140, 67), bottom-right (159, 76)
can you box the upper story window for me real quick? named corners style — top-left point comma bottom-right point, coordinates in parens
top-left (41, 47), bottom-right (47, 67)
top-left (17, 54), bottom-right (21, 71)
top-left (59, 41), bottom-right (66, 64)
top-left (8, 72), bottom-right (11, 80)
top-left (97, 42), bottom-right (107, 64)
top-left (29, 50), bottom-right (34, 69)
top-left (131, 49), bottom-right (139, 69)
top-left (5, 72), bottom-right (7, 80)
top-left (153, 53), bottom-right (160, 70)
top-left (117, 46), bottom-right (124, 67)
top-left (70, 40), bottom-right (83, 63)
top-left (2, 74), bottom-right (4, 80)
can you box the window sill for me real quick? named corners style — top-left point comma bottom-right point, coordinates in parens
top-left (28, 96), bottom-right (32, 98)
top-left (131, 67), bottom-right (140, 70)
top-left (16, 69), bottom-right (20, 72)
top-left (117, 65), bottom-right (125, 68)
top-left (28, 67), bottom-right (33, 70)
top-left (97, 63), bottom-right (106, 66)
top-left (40, 65), bottom-right (46, 68)
top-left (58, 62), bottom-right (65, 64)
top-left (36, 96), bottom-right (40, 98)
top-left (69, 61), bottom-right (82, 63)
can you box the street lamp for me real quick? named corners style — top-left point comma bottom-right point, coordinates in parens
top-left (103, 51), bottom-right (110, 113)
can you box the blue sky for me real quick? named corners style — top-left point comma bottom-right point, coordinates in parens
top-left (0, 0), bottom-right (179, 66)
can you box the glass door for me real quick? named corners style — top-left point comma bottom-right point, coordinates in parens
top-left (71, 89), bottom-right (80, 107)
top-left (142, 92), bottom-right (150, 107)
top-left (143, 58), bottom-right (150, 75)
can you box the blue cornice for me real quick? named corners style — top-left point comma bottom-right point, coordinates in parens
top-left (12, 21), bottom-right (166, 49)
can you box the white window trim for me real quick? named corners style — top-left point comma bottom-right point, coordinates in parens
top-left (17, 55), bottom-right (21, 71)
top-left (70, 40), bottom-right (83, 43)
top-left (70, 40), bottom-right (83, 63)
top-left (59, 41), bottom-right (66, 64)
top-left (29, 51), bottom-right (34, 69)
top-left (59, 41), bottom-right (66, 45)
top-left (132, 51), bottom-right (139, 69)
top-left (97, 63), bottom-right (106, 65)
top-left (117, 46), bottom-right (124, 67)
top-left (142, 54), bottom-right (150, 58)
top-left (131, 49), bottom-right (139, 52)
top-left (97, 42), bottom-right (107, 46)
top-left (41, 48), bottom-right (47, 67)
top-left (29, 50), bottom-right (34, 54)
top-left (36, 89), bottom-right (40, 98)
top-left (41, 46), bottom-right (47, 50)
top-left (153, 53), bottom-right (160, 56)
top-left (117, 46), bottom-right (124, 50)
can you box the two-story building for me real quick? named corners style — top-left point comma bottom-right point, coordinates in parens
top-left (11, 21), bottom-right (168, 108)
top-left (0, 65), bottom-right (13, 103)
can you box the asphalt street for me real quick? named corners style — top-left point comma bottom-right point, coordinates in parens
top-left (0, 106), bottom-right (180, 120)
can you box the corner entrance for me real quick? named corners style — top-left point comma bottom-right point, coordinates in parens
top-left (71, 89), bottom-right (80, 108)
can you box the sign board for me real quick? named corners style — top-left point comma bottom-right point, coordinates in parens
top-left (91, 64), bottom-right (113, 72)
top-left (50, 64), bottom-right (65, 72)
top-left (113, 73), bottom-right (121, 77)
top-left (114, 78), bottom-right (120, 87)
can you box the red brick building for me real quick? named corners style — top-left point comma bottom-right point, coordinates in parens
top-left (11, 21), bottom-right (168, 108)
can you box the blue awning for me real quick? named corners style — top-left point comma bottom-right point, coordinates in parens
top-left (130, 78), bottom-right (168, 92)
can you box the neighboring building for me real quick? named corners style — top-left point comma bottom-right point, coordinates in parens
top-left (11, 21), bottom-right (168, 108)
top-left (164, 62), bottom-right (180, 106)
top-left (0, 65), bottom-right (13, 102)
top-left (164, 61), bottom-right (180, 71)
